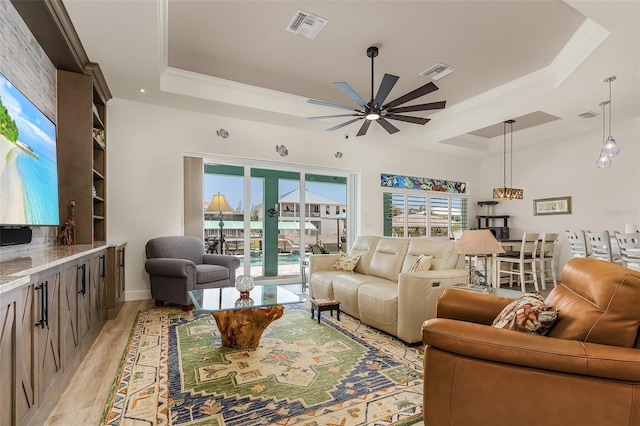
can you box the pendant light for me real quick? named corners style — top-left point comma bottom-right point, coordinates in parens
top-left (596, 100), bottom-right (612, 168)
top-left (600, 76), bottom-right (621, 158)
top-left (493, 119), bottom-right (523, 200)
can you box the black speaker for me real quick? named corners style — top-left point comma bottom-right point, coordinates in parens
top-left (0, 226), bottom-right (33, 246)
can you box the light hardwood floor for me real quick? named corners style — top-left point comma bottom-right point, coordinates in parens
top-left (45, 299), bottom-right (155, 425)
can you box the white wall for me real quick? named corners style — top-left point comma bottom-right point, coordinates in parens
top-left (478, 120), bottom-right (640, 270)
top-left (107, 99), bottom-right (482, 299)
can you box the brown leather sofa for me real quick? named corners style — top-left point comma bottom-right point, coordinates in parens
top-left (421, 258), bottom-right (640, 426)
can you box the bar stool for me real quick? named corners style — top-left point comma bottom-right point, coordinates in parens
top-left (537, 233), bottom-right (559, 289)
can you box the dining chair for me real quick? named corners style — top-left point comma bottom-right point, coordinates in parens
top-left (615, 232), bottom-right (640, 271)
top-left (496, 232), bottom-right (540, 293)
top-left (586, 231), bottom-right (622, 264)
top-left (537, 232), bottom-right (559, 289)
top-left (565, 230), bottom-right (589, 258)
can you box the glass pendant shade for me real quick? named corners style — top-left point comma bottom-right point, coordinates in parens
top-left (596, 154), bottom-right (612, 168)
top-left (601, 136), bottom-right (620, 157)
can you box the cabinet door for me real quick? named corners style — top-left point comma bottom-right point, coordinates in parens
top-left (91, 250), bottom-right (108, 328)
top-left (117, 245), bottom-right (126, 303)
top-left (76, 257), bottom-right (92, 343)
top-left (1, 286), bottom-right (21, 426)
top-left (61, 261), bottom-right (80, 366)
top-left (19, 283), bottom-right (37, 424)
top-left (36, 268), bottom-right (63, 404)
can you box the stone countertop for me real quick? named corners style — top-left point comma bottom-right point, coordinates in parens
top-left (0, 241), bottom-right (127, 295)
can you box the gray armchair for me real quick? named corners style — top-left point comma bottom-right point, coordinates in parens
top-left (145, 236), bottom-right (240, 309)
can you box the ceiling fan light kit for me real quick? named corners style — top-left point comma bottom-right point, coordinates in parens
top-left (307, 46), bottom-right (446, 136)
top-left (493, 120), bottom-right (523, 200)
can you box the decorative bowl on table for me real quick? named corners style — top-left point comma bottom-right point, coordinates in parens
top-left (235, 275), bottom-right (255, 299)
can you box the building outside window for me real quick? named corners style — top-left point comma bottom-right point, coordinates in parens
top-left (383, 192), bottom-right (467, 238)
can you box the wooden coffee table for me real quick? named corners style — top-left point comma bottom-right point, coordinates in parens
top-left (189, 285), bottom-right (308, 349)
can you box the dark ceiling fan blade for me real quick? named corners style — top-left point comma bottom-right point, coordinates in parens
top-left (376, 117), bottom-right (400, 134)
top-left (308, 114), bottom-right (361, 120)
top-left (326, 117), bottom-right (363, 132)
top-left (385, 114), bottom-right (430, 125)
top-left (334, 82), bottom-right (368, 109)
top-left (307, 98), bottom-right (361, 112)
top-left (387, 100), bottom-right (446, 114)
top-left (356, 119), bottom-right (371, 137)
top-left (382, 82), bottom-right (439, 109)
top-left (373, 74), bottom-right (399, 108)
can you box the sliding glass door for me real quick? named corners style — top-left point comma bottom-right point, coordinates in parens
top-left (204, 164), bottom-right (348, 283)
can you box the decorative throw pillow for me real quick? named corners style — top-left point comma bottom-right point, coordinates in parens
top-left (330, 252), bottom-right (361, 272)
top-left (408, 254), bottom-right (433, 272)
top-left (492, 293), bottom-right (558, 335)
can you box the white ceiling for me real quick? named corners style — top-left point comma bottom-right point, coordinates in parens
top-left (62, 0), bottom-right (640, 155)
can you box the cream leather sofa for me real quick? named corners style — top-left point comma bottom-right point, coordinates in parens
top-left (309, 236), bottom-right (466, 344)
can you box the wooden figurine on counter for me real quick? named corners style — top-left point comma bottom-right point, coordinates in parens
top-left (58, 200), bottom-right (76, 245)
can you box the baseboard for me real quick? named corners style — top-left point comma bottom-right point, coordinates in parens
top-left (125, 289), bottom-right (151, 301)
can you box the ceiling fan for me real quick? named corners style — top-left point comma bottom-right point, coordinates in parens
top-left (307, 46), bottom-right (446, 137)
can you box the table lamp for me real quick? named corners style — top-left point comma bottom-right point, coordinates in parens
top-left (452, 230), bottom-right (505, 289)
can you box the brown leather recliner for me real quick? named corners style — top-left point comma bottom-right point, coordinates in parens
top-left (422, 258), bottom-right (640, 426)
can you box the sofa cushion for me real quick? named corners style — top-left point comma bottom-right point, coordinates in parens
top-left (408, 254), bottom-right (433, 272)
top-left (350, 236), bottom-right (381, 276)
top-left (332, 273), bottom-right (384, 318)
top-left (369, 238), bottom-right (409, 282)
top-left (195, 264), bottom-right (229, 284)
top-left (146, 236), bottom-right (204, 264)
top-left (358, 282), bottom-right (399, 336)
top-left (331, 252), bottom-right (361, 272)
top-left (492, 293), bottom-right (558, 335)
top-left (545, 258), bottom-right (640, 347)
top-left (309, 270), bottom-right (344, 299)
top-left (403, 238), bottom-right (462, 271)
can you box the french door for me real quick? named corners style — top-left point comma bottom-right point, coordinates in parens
top-left (204, 164), bottom-right (347, 282)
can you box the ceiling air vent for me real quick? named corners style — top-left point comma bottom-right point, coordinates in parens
top-left (578, 111), bottom-right (598, 119)
top-left (419, 62), bottom-right (456, 81)
top-left (286, 10), bottom-right (328, 39)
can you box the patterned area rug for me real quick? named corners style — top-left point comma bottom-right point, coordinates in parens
top-left (101, 304), bottom-right (424, 425)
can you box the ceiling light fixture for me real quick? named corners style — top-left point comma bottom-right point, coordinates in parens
top-left (493, 120), bottom-right (523, 200)
top-left (596, 76), bottom-right (620, 167)
top-left (596, 101), bottom-right (612, 168)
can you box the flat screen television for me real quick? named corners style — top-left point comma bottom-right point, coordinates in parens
top-left (0, 71), bottom-right (59, 226)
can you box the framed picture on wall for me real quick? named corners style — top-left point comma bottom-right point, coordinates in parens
top-left (533, 196), bottom-right (572, 216)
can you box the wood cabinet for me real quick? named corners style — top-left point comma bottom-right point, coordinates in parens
top-left (57, 68), bottom-right (109, 244)
top-left (1, 267), bottom-right (64, 426)
top-left (107, 243), bottom-right (126, 319)
top-left (0, 247), bottom-right (113, 426)
top-left (34, 268), bottom-right (64, 419)
top-left (91, 251), bottom-right (108, 327)
top-left (0, 281), bottom-right (29, 426)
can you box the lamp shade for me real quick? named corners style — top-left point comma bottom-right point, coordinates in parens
top-left (206, 193), bottom-right (234, 213)
top-left (452, 230), bottom-right (505, 256)
top-left (492, 187), bottom-right (524, 200)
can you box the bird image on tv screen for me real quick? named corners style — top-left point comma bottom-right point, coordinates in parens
top-left (0, 71), bottom-right (59, 226)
